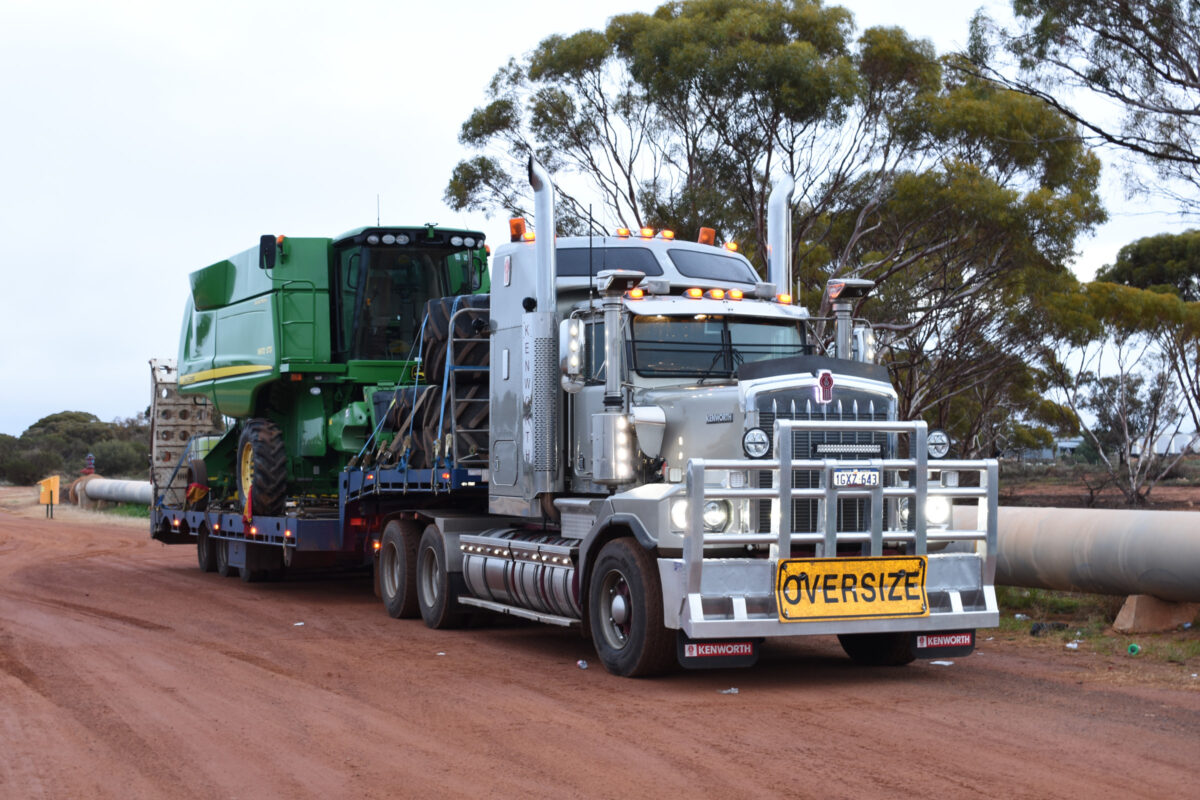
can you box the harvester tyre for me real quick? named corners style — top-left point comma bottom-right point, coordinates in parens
top-left (837, 633), bottom-right (915, 666)
top-left (186, 459), bottom-right (209, 511)
top-left (380, 520), bottom-right (420, 619)
top-left (588, 537), bottom-right (675, 677)
top-left (416, 525), bottom-right (467, 629)
top-left (197, 527), bottom-right (217, 573)
top-left (236, 419), bottom-right (287, 517)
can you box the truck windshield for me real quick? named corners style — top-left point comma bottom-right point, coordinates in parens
top-left (336, 246), bottom-right (473, 361)
top-left (630, 314), bottom-right (808, 378)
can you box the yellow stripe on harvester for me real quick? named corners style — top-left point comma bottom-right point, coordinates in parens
top-left (178, 364), bottom-right (273, 386)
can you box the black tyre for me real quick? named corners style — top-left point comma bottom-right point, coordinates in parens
top-left (380, 520), bottom-right (420, 619)
top-left (236, 419), bottom-right (287, 517)
top-left (215, 538), bottom-right (236, 578)
top-left (588, 537), bottom-right (676, 677)
top-left (197, 526), bottom-right (217, 573)
top-left (417, 525), bottom-right (467, 629)
top-left (240, 564), bottom-right (264, 583)
top-left (837, 632), bottom-right (915, 666)
top-left (186, 459), bottom-right (209, 511)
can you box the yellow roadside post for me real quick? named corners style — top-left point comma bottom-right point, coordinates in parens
top-left (38, 476), bottom-right (60, 519)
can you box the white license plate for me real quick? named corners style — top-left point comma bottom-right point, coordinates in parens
top-left (832, 468), bottom-right (880, 487)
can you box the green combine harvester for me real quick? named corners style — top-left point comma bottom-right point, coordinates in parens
top-left (176, 225), bottom-right (489, 515)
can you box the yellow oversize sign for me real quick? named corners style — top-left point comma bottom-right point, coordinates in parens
top-left (776, 556), bottom-right (928, 622)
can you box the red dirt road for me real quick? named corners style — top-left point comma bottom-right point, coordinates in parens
top-left (1, 493), bottom-right (1197, 799)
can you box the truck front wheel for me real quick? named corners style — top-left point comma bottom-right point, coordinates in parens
top-left (837, 632), bottom-right (915, 666)
top-left (380, 520), bottom-right (420, 619)
top-left (416, 525), bottom-right (467, 629)
top-left (588, 537), bottom-right (675, 677)
top-left (237, 419), bottom-right (286, 517)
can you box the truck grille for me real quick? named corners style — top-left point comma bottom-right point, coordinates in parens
top-left (755, 392), bottom-right (892, 536)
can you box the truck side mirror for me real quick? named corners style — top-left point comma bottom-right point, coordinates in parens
top-left (259, 235), bottom-right (276, 270)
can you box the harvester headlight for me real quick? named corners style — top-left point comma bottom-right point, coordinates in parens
top-left (395, 233), bottom-right (410, 245)
top-left (451, 235), bottom-right (464, 246)
top-left (382, 234), bottom-right (396, 245)
top-left (367, 234), bottom-right (381, 245)
top-left (464, 236), bottom-right (477, 247)
top-left (702, 500), bottom-right (731, 532)
top-left (926, 496), bottom-right (951, 527)
top-left (671, 499), bottom-right (689, 530)
top-left (742, 428), bottom-right (770, 458)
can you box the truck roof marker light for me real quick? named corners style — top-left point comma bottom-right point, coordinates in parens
top-left (724, 241), bottom-right (738, 252)
top-left (698, 227), bottom-right (716, 245)
top-left (522, 230), bottom-right (535, 242)
top-left (776, 293), bottom-right (793, 304)
top-left (639, 227), bottom-right (654, 239)
top-left (659, 229), bottom-right (675, 240)
top-left (509, 218), bottom-right (527, 243)
top-left (728, 289), bottom-right (744, 300)
top-left (707, 289), bottom-right (726, 300)
top-left (616, 227), bottom-right (630, 238)
top-left (685, 287), bottom-right (703, 299)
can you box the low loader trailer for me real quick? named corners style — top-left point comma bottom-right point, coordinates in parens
top-left (153, 164), bottom-right (998, 676)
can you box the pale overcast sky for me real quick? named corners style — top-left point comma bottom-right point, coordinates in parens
top-left (0, 0), bottom-right (1191, 437)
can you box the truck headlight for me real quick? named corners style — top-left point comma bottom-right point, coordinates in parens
top-left (671, 499), bottom-right (689, 530)
top-left (926, 496), bottom-right (951, 527)
top-left (742, 428), bottom-right (770, 458)
top-left (702, 500), bottom-right (730, 532)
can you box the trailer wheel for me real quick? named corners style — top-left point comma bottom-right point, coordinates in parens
top-left (380, 520), bottom-right (419, 619)
top-left (417, 525), bottom-right (467, 629)
top-left (197, 527), bottom-right (217, 573)
top-left (837, 633), bottom-right (915, 666)
top-left (215, 539), bottom-right (236, 578)
top-left (588, 537), bottom-right (675, 677)
top-left (237, 419), bottom-right (287, 517)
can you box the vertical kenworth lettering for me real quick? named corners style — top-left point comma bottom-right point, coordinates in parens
top-left (152, 164), bottom-right (998, 677)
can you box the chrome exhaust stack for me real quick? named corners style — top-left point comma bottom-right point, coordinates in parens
top-left (767, 174), bottom-right (795, 297)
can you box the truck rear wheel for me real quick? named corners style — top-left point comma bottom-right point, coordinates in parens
top-left (215, 539), bottom-right (236, 578)
top-left (588, 537), bottom-right (675, 677)
top-left (237, 419), bottom-right (286, 517)
top-left (837, 632), bottom-right (915, 666)
top-left (380, 520), bottom-right (420, 619)
top-left (197, 527), bottom-right (217, 572)
top-left (417, 525), bottom-right (467, 629)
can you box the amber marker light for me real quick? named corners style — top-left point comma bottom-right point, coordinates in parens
top-left (441, 471), bottom-right (451, 481)
top-left (616, 227), bottom-right (631, 238)
top-left (373, 540), bottom-right (382, 551)
top-left (728, 289), bottom-right (744, 300)
top-left (627, 288), bottom-right (645, 300)
top-left (172, 518), bottom-right (179, 527)
top-left (522, 231), bottom-right (536, 242)
top-left (276, 235), bottom-right (286, 245)
top-left (697, 227), bottom-right (716, 245)
top-left (660, 229), bottom-right (675, 240)
top-left (685, 287), bottom-right (704, 299)
top-left (639, 227), bottom-right (654, 239)
top-left (724, 241), bottom-right (739, 252)
top-left (776, 293), bottom-right (793, 304)
top-left (250, 526), bottom-right (258, 536)
top-left (509, 218), bottom-right (527, 242)
top-left (708, 289), bottom-right (726, 300)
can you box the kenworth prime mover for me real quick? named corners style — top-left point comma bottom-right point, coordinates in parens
top-left (152, 163), bottom-right (999, 676)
